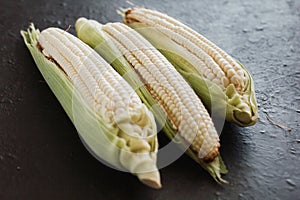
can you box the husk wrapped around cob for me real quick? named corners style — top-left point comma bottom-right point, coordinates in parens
top-left (121, 7), bottom-right (258, 127)
top-left (20, 24), bottom-right (161, 189)
top-left (75, 18), bottom-right (228, 183)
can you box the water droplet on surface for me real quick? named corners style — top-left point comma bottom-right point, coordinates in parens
top-left (7, 59), bottom-right (14, 65)
top-left (257, 103), bottom-right (261, 107)
top-left (261, 108), bottom-right (267, 112)
top-left (290, 45), bottom-right (295, 53)
top-left (7, 153), bottom-right (16, 159)
top-left (238, 193), bottom-right (244, 199)
top-left (255, 26), bottom-right (264, 31)
top-left (60, 2), bottom-right (67, 7)
top-left (290, 148), bottom-right (296, 155)
top-left (259, 92), bottom-right (269, 101)
top-left (215, 191), bottom-right (221, 196)
top-left (267, 40), bottom-right (273, 47)
top-left (286, 179), bottom-right (296, 187)
top-left (248, 36), bottom-right (261, 43)
top-left (242, 139), bottom-right (252, 145)
top-left (260, 20), bottom-right (267, 24)
top-left (288, 186), bottom-right (296, 191)
top-left (275, 147), bottom-right (281, 152)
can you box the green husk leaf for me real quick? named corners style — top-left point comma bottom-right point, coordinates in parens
top-left (126, 22), bottom-right (258, 127)
top-left (75, 18), bottom-right (227, 182)
top-left (20, 24), bottom-right (161, 189)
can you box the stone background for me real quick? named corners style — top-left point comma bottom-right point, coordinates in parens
top-left (0, 0), bottom-right (299, 199)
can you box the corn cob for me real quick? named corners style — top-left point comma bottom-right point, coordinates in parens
top-left (75, 18), bottom-right (228, 182)
top-left (121, 7), bottom-right (258, 127)
top-left (20, 24), bottom-right (161, 189)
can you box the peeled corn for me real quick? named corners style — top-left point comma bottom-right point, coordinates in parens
top-left (122, 7), bottom-right (258, 127)
top-left (75, 18), bottom-right (228, 182)
top-left (20, 24), bottom-right (161, 189)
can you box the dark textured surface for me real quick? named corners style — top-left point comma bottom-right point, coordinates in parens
top-left (1, 0), bottom-right (299, 199)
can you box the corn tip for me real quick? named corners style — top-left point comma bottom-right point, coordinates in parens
top-left (137, 170), bottom-right (162, 189)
